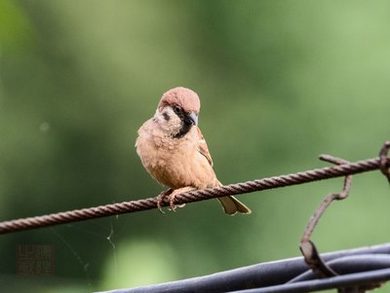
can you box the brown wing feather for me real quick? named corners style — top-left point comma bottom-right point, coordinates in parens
top-left (195, 127), bottom-right (251, 214)
top-left (196, 127), bottom-right (213, 167)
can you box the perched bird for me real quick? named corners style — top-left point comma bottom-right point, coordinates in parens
top-left (135, 87), bottom-right (251, 215)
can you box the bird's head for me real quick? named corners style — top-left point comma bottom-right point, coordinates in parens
top-left (155, 87), bottom-right (200, 138)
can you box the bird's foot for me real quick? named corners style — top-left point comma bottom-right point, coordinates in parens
top-left (156, 189), bottom-right (173, 214)
top-left (167, 187), bottom-right (195, 211)
top-left (156, 187), bottom-right (195, 213)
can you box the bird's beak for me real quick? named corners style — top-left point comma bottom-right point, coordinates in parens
top-left (188, 112), bottom-right (198, 125)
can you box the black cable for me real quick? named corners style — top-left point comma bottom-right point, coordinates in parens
top-left (96, 244), bottom-right (390, 293)
top-left (234, 268), bottom-right (390, 293)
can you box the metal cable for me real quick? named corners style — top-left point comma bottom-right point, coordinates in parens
top-left (233, 268), bottom-right (390, 293)
top-left (96, 243), bottom-right (390, 293)
top-left (0, 156), bottom-right (389, 234)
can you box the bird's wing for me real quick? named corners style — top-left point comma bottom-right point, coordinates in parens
top-left (196, 127), bottom-right (214, 167)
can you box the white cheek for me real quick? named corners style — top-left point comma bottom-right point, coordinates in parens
top-left (166, 110), bottom-right (182, 127)
top-left (156, 108), bottom-right (182, 132)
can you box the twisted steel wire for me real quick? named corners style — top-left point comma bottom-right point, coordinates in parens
top-left (0, 155), bottom-right (389, 235)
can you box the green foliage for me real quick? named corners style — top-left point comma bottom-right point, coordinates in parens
top-left (0, 1), bottom-right (389, 292)
top-left (0, 0), bottom-right (32, 51)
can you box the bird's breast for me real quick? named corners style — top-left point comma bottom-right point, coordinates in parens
top-left (136, 121), bottom-right (217, 189)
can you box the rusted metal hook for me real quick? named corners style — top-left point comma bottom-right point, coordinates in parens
top-left (300, 154), bottom-right (352, 280)
top-left (379, 141), bottom-right (390, 183)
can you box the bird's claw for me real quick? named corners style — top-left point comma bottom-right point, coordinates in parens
top-left (156, 189), bottom-right (173, 214)
top-left (168, 194), bottom-right (179, 212)
top-left (156, 187), bottom-right (194, 213)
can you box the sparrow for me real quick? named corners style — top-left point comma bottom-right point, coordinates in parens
top-left (135, 87), bottom-right (251, 215)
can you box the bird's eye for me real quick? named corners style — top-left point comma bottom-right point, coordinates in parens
top-left (173, 105), bottom-right (181, 114)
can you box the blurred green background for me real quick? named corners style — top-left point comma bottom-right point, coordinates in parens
top-left (1, 0), bottom-right (390, 292)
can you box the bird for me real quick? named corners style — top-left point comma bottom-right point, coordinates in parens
top-left (135, 87), bottom-right (251, 215)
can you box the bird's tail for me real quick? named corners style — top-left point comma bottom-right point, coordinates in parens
top-left (215, 180), bottom-right (251, 215)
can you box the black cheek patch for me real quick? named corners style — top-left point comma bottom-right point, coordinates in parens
top-left (171, 106), bottom-right (193, 139)
top-left (173, 114), bottom-right (193, 139)
top-left (163, 112), bottom-right (170, 121)
top-left (173, 123), bottom-right (192, 139)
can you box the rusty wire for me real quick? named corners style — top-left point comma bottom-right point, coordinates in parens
top-left (297, 143), bottom-right (390, 293)
top-left (299, 155), bottom-right (352, 279)
top-left (0, 142), bottom-right (389, 235)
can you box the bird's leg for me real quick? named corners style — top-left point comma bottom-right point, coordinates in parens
top-left (167, 187), bottom-right (196, 212)
top-left (156, 188), bottom-right (173, 214)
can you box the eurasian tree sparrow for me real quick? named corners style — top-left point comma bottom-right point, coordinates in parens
top-left (135, 87), bottom-right (251, 215)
